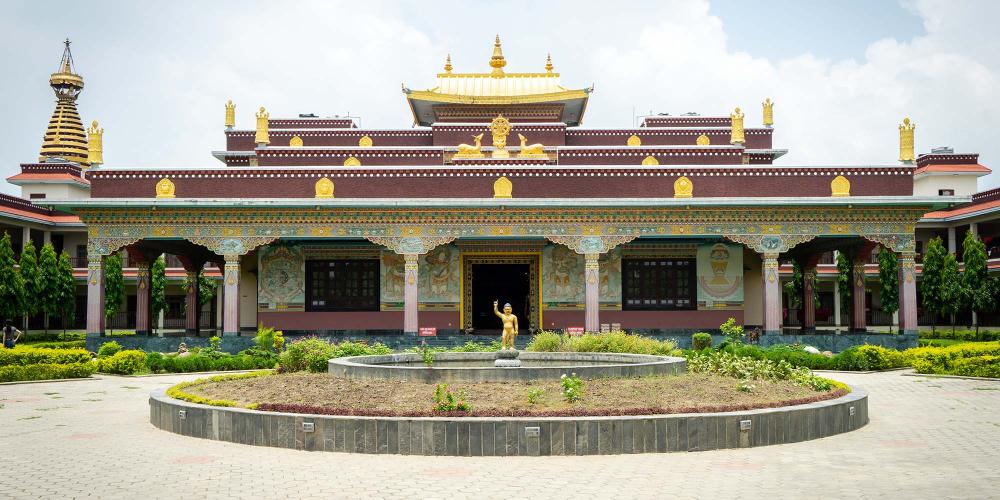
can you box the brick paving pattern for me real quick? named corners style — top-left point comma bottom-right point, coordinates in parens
top-left (1, 370), bottom-right (998, 499)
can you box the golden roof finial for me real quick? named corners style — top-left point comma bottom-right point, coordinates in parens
top-left (899, 117), bottom-right (916, 162)
top-left (730, 107), bottom-right (745, 145)
top-left (40, 38), bottom-right (88, 165)
top-left (255, 106), bottom-right (270, 146)
top-left (86, 120), bottom-right (103, 166)
top-left (490, 34), bottom-right (506, 76)
top-left (545, 53), bottom-right (554, 73)
top-left (762, 98), bottom-right (774, 127)
top-left (225, 100), bottom-right (235, 129)
top-left (444, 54), bottom-right (453, 73)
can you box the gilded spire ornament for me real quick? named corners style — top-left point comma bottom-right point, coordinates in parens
top-left (899, 117), bottom-right (916, 163)
top-left (225, 100), bottom-right (235, 129)
top-left (730, 107), bottom-right (745, 145)
top-left (489, 34), bottom-right (506, 76)
top-left (762, 98), bottom-right (774, 127)
top-left (86, 120), bottom-right (103, 166)
top-left (255, 106), bottom-right (270, 146)
top-left (545, 53), bottom-right (554, 73)
top-left (444, 54), bottom-right (453, 73)
top-left (40, 39), bottom-right (89, 165)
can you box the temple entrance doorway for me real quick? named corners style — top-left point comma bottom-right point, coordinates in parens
top-left (462, 254), bottom-right (540, 334)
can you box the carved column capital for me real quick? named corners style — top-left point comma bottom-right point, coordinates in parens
top-left (186, 236), bottom-right (279, 258)
top-left (365, 235), bottom-right (456, 255)
top-left (547, 235), bottom-right (638, 255)
top-left (724, 234), bottom-right (816, 254)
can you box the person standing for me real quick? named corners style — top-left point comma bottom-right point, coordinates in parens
top-left (2, 319), bottom-right (22, 348)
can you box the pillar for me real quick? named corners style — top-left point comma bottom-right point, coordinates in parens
top-left (215, 285), bottom-right (224, 335)
top-left (184, 269), bottom-right (200, 335)
top-left (223, 255), bottom-right (240, 336)
top-left (584, 253), bottom-right (600, 333)
top-left (801, 264), bottom-right (817, 334)
top-left (947, 227), bottom-right (957, 255)
top-left (403, 254), bottom-right (419, 334)
top-left (86, 253), bottom-right (105, 337)
top-left (21, 227), bottom-right (30, 251)
top-left (42, 231), bottom-right (51, 246)
top-left (898, 252), bottom-right (918, 334)
top-left (762, 253), bottom-right (781, 335)
top-left (850, 258), bottom-right (867, 333)
top-left (970, 222), bottom-right (978, 237)
top-left (135, 261), bottom-right (152, 336)
top-left (833, 279), bottom-right (841, 328)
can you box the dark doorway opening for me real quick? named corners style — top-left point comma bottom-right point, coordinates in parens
top-left (471, 263), bottom-right (530, 332)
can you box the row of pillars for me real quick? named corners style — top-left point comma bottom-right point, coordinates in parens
top-left (86, 249), bottom-right (242, 337)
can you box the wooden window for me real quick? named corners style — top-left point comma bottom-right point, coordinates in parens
top-left (305, 260), bottom-right (379, 311)
top-left (938, 189), bottom-right (955, 196)
top-left (622, 258), bottom-right (695, 310)
top-left (29, 193), bottom-right (46, 199)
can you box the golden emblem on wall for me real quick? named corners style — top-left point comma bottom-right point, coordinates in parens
top-left (641, 155), bottom-right (659, 166)
top-left (493, 175), bottom-right (513, 198)
top-left (899, 117), bottom-right (916, 162)
top-left (626, 134), bottom-right (641, 146)
top-left (155, 178), bottom-right (176, 198)
top-left (673, 176), bottom-right (693, 198)
top-left (343, 156), bottom-right (361, 167)
top-left (762, 98), bottom-right (774, 127)
top-left (831, 175), bottom-right (851, 197)
top-left (289, 135), bottom-right (303, 147)
top-left (516, 134), bottom-right (545, 158)
top-left (358, 135), bottom-right (373, 147)
top-left (455, 134), bottom-right (485, 158)
top-left (315, 177), bottom-right (335, 198)
top-left (490, 114), bottom-right (512, 159)
top-left (696, 133), bottom-right (710, 146)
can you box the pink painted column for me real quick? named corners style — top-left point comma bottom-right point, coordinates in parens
top-left (850, 259), bottom-right (867, 333)
top-left (802, 265), bottom-right (817, 333)
top-left (135, 261), bottom-right (152, 336)
top-left (184, 269), bottom-right (200, 335)
top-left (223, 255), bottom-right (241, 336)
top-left (584, 253), bottom-right (600, 332)
top-left (86, 253), bottom-right (105, 337)
top-left (762, 253), bottom-right (781, 335)
top-left (898, 252), bottom-right (918, 334)
top-left (403, 254), bottom-right (419, 334)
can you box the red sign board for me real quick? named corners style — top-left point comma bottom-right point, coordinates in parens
top-left (566, 327), bottom-right (585, 336)
top-left (418, 327), bottom-right (437, 337)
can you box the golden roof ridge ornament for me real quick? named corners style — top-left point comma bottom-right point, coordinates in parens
top-left (490, 34), bottom-right (506, 76)
top-left (255, 106), bottom-right (270, 146)
top-left (762, 98), bottom-right (774, 127)
top-left (545, 53), bottom-right (554, 73)
top-left (444, 54), bottom-right (453, 73)
top-left (899, 117), bottom-right (916, 163)
top-left (225, 100), bottom-right (235, 129)
top-left (490, 114), bottom-right (512, 158)
top-left (730, 107), bottom-right (745, 145)
top-left (86, 120), bottom-right (103, 166)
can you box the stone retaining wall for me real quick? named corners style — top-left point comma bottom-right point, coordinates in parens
top-left (149, 388), bottom-right (868, 456)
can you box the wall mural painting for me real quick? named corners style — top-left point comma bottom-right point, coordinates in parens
top-left (421, 244), bottom-right (460, 306)
top-left (380, 251), bottom-right (406, 309)
top-left (697, 242), bottom-right (744, 309)
top-left (599, 247), bottom-right (622, 305)
top-left (542, 245), bottom-right (622, 309)
top-left (257, 244), bottom-right (305, 311)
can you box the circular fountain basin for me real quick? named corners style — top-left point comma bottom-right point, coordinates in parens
top-left (328, 352), bottom-right (687, 383)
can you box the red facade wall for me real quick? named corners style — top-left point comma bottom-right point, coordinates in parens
top-left (256, 150), bottom-right (444, 166)
top-left (226, 131), bottom-right (434, 151)
top-left (258, 311), bottom-right (459, 331)
top-left (566, 130), bottom-right (771, 149)
top-left (543, 309), bottom-right (743, 330)
top-left (432, 124), bottom-right (567, 147)
top-left (558, 149), bottom-right (743, 165)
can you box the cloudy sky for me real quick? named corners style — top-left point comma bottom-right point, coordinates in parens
top-left (2, 0), bottom-right (998, 194)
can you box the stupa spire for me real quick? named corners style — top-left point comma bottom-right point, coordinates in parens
top-left (489, 34), bottom-right (506, 76)
top-left (39, 38), bottom-right (90, 166)
top-left (444, 54), bottom-right (452, 73)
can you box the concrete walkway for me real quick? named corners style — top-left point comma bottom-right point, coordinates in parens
top-left (1, 370), bottom-right (998, 499)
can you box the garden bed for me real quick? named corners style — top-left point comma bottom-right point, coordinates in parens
top-left (184, 372), bottom-right (844, 417)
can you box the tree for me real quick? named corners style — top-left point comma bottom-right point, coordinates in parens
top-left (836, 251), bottom-right (852, 322)
top-left (181, 267), bottom-right (218, 309)
top-left (783, 261), bottom-right (819, 312)
top-left (878, 247), bottom-right (899, 332)
top-left (104, 252), bottom-right (125, 335)
top-left (961, 231), bottom-right (999, 336)
top-left (151, 255), bottom-right (167, 334)
top-left (920, 237), bottom-right (947, 333)
top-left (18, 239), bottom-right (40, 332)
top-left (938, 253), bottom-right (964, 335)
top-left (38, 243), bottom-right (60, 333)
top-left (0, 232), bottom-right (25, 324)
top-left (56, 252), bottom-right (76, 337)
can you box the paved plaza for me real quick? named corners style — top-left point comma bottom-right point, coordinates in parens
top-left (1, 370), bottom-right (999, 499)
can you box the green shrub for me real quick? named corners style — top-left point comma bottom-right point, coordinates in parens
top-left (22, 332), bottom-right (86, 342)
top-left (686, 350), bottom-right (833, 391)
top-left (526, 331), bottom-right (562, 352)
top-left (906, 341), bottom-right (1000, 375)
top-left (97, 350), bottom-right (147, 375)
top-left (166, 370), bottom-right (272, 407)
top-left (919, 329), bottom-right (1000, 342)
top-left (278, 338), bottom-right (391, 373)
top-left (692, 332), bottom-right (712, 351)
top-left (20, 340), bottom-right (86, 349)
top-left (0, 347), bottom-right (91, 366)
top-left (432, 384), bottom-right (470, 412)
top-left (560, 373), bottom-right (584, 402)
top-left (0, 362), bottom-right (96, 383)
top-left (526, 387), bottom-right (544, 404)
top-left (97, 341), bottom-right (122, 358)
top-left (720, 318), bottom-right (744, 345)
top-left (145, 352), bottom-right (276, 374)
top-left (526, 331), bottom-right (677, 355)
top-left (832, 345), bottom-right (906, 371)
top-left (950, 356), bottom-right (1000, 378)
top-left (254, 323), bottom-right (283, 353)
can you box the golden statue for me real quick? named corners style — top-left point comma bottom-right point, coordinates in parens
top-left (87, 120), bottom-right (103, 166)
top-left (255, 106), bottom-right (269, 145)
top-left (516, 134), bottom-right (545, 158)
top-left (493, 300), bottom-right (519, 349)
top-left (490, 114), bottom-right (512, 159)
top-left (899, 117), bottom-right (916, 162)
top-left (762, 98), bottom-right (774, 127)
top-left (455, 133), bottom-right (485, 158)
top-left (155, 178), bottom-right (175, 198)
top-left (225, 100), bottom-right (235, 129)
top-left (730, 107), bottom-right (745, 144)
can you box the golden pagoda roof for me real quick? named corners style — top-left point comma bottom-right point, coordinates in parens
top-left (39, 39), bottom-right (90, 166)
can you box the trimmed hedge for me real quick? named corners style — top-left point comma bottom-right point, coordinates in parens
top-left (20, 340), bottom-right (86, 350)
top-left (146, 352), bottom-right (277, 374)
top-left (951, 356), bottom-right (1000, 378)
top-left (0, 362), bottom-right (96, 383)
top-left (166, 370), bottom-right (272, 407)
top-left (278, 338), bottom-right (392, 373)
top-left (526, 331), bottom-right (678, 356)
top-left (97, 350), bottom-right (148, 375)
top-left (0, 347), bottom-right (91, 367)
top-left (919, 329), bottom-right (1000, 342)
top-left (722, 344), bottom-right (907, 371)
top-left (907, 342), bottom-right (1000, 375)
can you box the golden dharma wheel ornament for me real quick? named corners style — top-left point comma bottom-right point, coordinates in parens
top-left (289, 135), bottom-right (303, 147)
top-left (155, 178), bottom-right (175, 198)
top-left (641, 155), bottom-right (659, 166)
top-left (696, 133), bottom-right (710, 146)
top-left (673, 176), bottom-right (693, 198)
top-left (626, 134), bottom-right (641, 146)
top-left (343, 156), bottom-right (361, 167)
top-left (493, 175), bottom-right (513, 198)
top-left (358, 135), bottom-right (373, 147)
top-left (831, 175), bottom-right (851, 197)
top-left (315, 177), bottom-right (334, 198)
